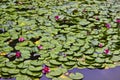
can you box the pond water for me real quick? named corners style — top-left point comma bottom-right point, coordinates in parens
top-left (1, 66), bottom-right (120, 80)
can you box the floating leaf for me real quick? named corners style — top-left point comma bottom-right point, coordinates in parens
top-left (69, 73), bottom-right (84, 80)
top-left (95, 57), bottom-right (105, 63)
top-left (49, 60), bottom-right (61, 65)
top-left (28, 66), bottom-right (42, 72)
top-left (5, 62), bottom-right (16, 68)
top-left (8, 69), bottom-right (19, 74)
top-left (47, 69), bottom-right (62, 77)
top-left (16, 75), bottom-right (32, 80)
top-left (79, 19), bottom-right (90, 26)
top-left (30, 60), bottom-right (43, 66)
top-left (65, 62), bottom-right (76, 66)
top-left (58, 57), bottom-right (68, 62)
top-left (111, 56), bottom-right (120, 62)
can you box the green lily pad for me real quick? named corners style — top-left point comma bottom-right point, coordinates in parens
top-left (65, 62), bottom-right (76, 66)
top-left (30, 60), bottom-right (43, 66)
top-left (58, 57), bottom-right (68, 62)
top-left (86, 56), bottom-right (94, 61)
top-left (78, 61), bottom-right (89, 66)
top-left (49, 60), bottom-right (61, 65)
top-left (0, 63), bottom-right (5, 67)
top-left (111, 56), bottom-right (120, 62)
top-left (113, 50), bottom-right (120, 55)
top-left (69, 73), bottom-right (84, 80)
top-left (85, 48), bottom-right (94, 55)
top-left (20, 50), bottom-right (30, 59)
top-left (27, 70), bottom-right (41, 77)
top-left (48, 69), bottom-right (63, 77)
top-left (5, 62), bottom-right (16, 68)
top-left (1, 68), bottom-right (10, 73)
top-left (17, 41), bottom-right (29, 46)
top-left (73, 52), bottom-right (82, 57)
top-left (92, 63), bottom-right (102, 67)
top-left (8, 69), bottom-right (19, 74)
top-left (28, 66), bottom-right (42, 72)
top-left (21, 69), bottom-right (28, 74)
top-left (16, 75), bottom-right (32, 80)
top-left (65, 51), bottom-right (74, 56)
top-left (95, 57), bottom-right (105, 63)
top-left (79, 19), bottom-right (90, 26)
top-left (17, 63), bottom-right (24, 69)
top-left (1, 72), bottom-right (10, 76)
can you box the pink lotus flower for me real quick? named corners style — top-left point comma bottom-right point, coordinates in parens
top-left (96, 17), bottom-right (99, 20)
top-left (99, 43), bottom-right (103, 48)
top-left (116, 19), bottom-right (120, 23)
top-left (42, 66), bottom-right (50, 74)
top-left (105, 23), bottom-right (111, 29)
top-left (16, 51), bottom-right (21, 58)
top-left (18, 37), bottom-right (25, 42)
top-left (38, 45), bottom-right (43, 49)
top-left (104, 49), bottom-right (110, 54)
top-left (94, 16), bottom-right (99, 20)
top-left (55, 16), bottom-right (60, 20)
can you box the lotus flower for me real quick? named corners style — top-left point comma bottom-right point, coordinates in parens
top-left (42, 66), bottom-right (50, 74)
top-left (38, 45), bottom-right (43, 49)
top-left (99, 43), bottom-right (103, 48)
top-left (55, 16), bottom-right (60, 20)
top-left (105, 23), bottom-right (111, 29)
top-left (94, 16), bottom-right (99, 20)
top-left (16, 51), bottom-right (21, 58)
top-left (116, 19), bottom-right (120, 23)
top-left (18, 37), bottom-right (25, 42)
top-left (104, 49), bottom-right (110, 54)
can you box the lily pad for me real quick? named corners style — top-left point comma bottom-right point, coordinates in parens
top-left (95, 57), bottom-right (105, 63)
top-left (69, 73), bottom-right (84, 80)
top-left (28, 66), bottom-right (42, 72)
top-left (49, 60), bottom-right (61, 65)
top-left (47, 69), bottom-right (63, 77)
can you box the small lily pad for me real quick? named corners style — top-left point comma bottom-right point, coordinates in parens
top-left (69, 73), bottom-right (84, 80)
top-left (8, 69), bottom-right (19, 74)
top-left (95, 57), bottom-right (105, 63)
top-left (28, 66), bottom-right (42, 72)
top-left (49, 60), bottom-right (61, 65)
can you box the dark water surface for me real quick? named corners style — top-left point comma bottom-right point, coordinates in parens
top-left (1, 66), bottom-right (120, 80)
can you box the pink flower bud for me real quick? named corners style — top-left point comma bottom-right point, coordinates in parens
top-left (18, 37), bottom-right (25, 42)
top-left (105, 23), bottom-right (111, 29)
top-left (42, 66), bottom-right (50, 74)
top-left (55, 16), bottom-right (60, 20)
top-left (99, 43), bottom-right (103, 48)
top-left (104, 49), bottom-right (110, 54)
top-left (38, 45), bottom-right (43, 49)
top-left (16, 51), bottom-right (21, 58)
top-left (96, 17), bottom-right (99, 20)
top-left (116, 19), bottom-right (120, 23)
